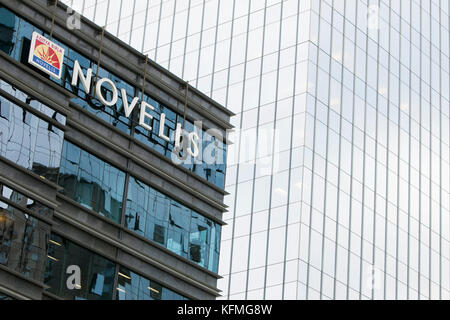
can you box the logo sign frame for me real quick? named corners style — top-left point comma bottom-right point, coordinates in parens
top-left (28, 32), bottom-right (65, 79)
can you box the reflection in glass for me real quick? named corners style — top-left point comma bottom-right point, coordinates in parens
top-left (0, 188), bottom-right (51, 282)
top-left (0, 79), bottom-right (66, 126)
top-left (57, 141), bottom-right (125, 224)
top-left (0, 7), bottom-right (16, 55)
top-left (0, 183), bottom-right (52, 219)
top-left (126, 177), bottom-right (221, 272)
top-left (0, 93), bottom-right (64, 180)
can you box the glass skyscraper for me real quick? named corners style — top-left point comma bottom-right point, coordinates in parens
top-left (63, 0), bottom-right (450, 300)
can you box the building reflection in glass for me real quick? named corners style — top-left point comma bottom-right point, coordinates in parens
top-left (57, 141), bottom-right (125, 224)
top-left (0, 183), bottom-right (52, 282)
top-left (126, 176), bottom-right (221, 272)
top-left (0, 79), bottom-right (65, 180)
top-left (0, 7), bottom-right (15, 55)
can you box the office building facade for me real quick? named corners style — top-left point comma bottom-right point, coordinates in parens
top-left (0, 0), bottom-right (232, 300)
top-left (63, 0), bottom-right (450, 300)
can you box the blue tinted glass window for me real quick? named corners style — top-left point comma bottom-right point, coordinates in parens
top-left (134, 94), bottom-right (227, 188)
top-left (58, 141), bottom-right (125, 224)
top-left (0, 183), bottom-right (52, 218)
top-left (0, 93), bottom-right (64, 179)
top-left (0, 79), bottom-right (66, 125)
top-left (126, 176), bottom-right (221, 272)
top-left (0, 7), bottom-right (17, 55)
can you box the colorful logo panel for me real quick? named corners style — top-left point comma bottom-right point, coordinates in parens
top-left (28, 32), bottom-right (65, 79)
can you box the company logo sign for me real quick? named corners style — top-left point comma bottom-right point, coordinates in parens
top-left (28, 32), bottom-right (65, 79)
top-left (71, 60), bottom-right (223, 162)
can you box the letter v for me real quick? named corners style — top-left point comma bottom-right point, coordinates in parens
top-left (121, 88), bottom-right (139, 118)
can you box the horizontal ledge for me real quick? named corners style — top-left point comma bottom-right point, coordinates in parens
top-left (53, 210), bottom-right (222, 297)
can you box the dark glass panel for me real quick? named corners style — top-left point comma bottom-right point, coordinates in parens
top-left (0, 199), bottom-right (50, 282)
top-left (0, 94), bottom-right (64, 180)
top-left (116, 266), bottom-right (187, 300)
top-left (57, 141), bottom-right (125, 224)
top-left (126, 177), bottom-right (221, 272)
top-left (44, 233), bottom-right (115, 300)
top-left (0, 293), bottom-right (13, 300)
top-left (0, 183), bottom-right (52, 218)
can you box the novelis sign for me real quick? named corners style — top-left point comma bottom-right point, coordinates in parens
top-left (28, 32), bottom-right (65, 79)
top-left (70, 60), bottom-right (202, 159)
top-left (27, 34), bottom-right (222, 162)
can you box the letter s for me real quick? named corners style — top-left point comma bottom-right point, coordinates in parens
top-left (187, 131), bottom-right (199, 158)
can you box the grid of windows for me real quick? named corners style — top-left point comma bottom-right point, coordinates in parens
top-left (64, 0), bottom-right (450, 300)
top-left (57, 140), bottom-right (222, 272)
top-left (303, 0), bottom-right (449, 300)
top-left (126, 176), bottom-right (221, 272)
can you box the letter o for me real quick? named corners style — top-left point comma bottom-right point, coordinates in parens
top-left (95, 78), bottom-right (118, 106)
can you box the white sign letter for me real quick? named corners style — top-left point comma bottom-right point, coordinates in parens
top-left (158, 113), bottom-right (170, 142)
top-left (72, 60), bottom-right (92, 94)
top-left (95, 78), bottom-right (118, 106)
top-left (187, 131), bottom-right (200, 158)
top-left (139, 101), bottom-right (154, 131)
top-left (121, 88), bottom-right (139, 118)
